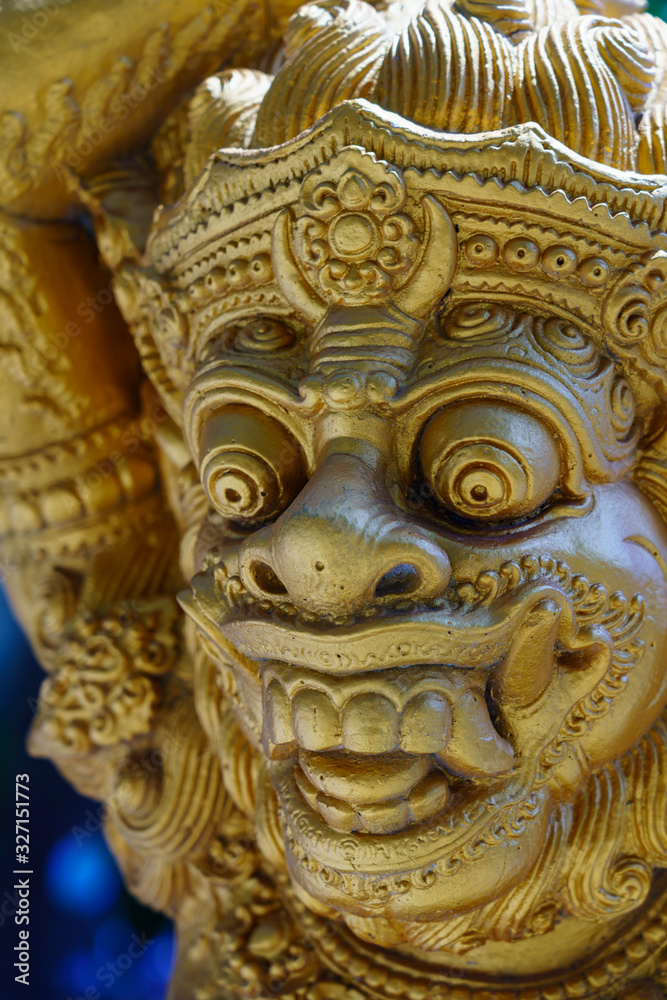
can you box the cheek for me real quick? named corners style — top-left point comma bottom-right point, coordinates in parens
top-left (447, 480), bottom-right (667, 600)
top-left (447, 480), bottom-right (667, 779)
top-left (576, 484), bottom-right (667, 771)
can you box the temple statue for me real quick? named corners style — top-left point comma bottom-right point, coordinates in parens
top-left (7, 0), bottom-right (667, 996)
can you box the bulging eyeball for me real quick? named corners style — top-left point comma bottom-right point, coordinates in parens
top-left (199, 407), bottom-right (305, 522)
top-left (420, 401), bottom-right (561, 522)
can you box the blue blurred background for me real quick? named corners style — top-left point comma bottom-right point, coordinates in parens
top-left (0, 585), bottom-right (174, 1000)
top-left (3, 0), bottom-right (667, 996)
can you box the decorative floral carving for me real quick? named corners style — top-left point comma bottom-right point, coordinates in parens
top-left (191, 874), bottom-right (324, 999)
top-left (30, 597), bottom-right (181, 756)
top-left (603, 253), bottom-right (667, 406)
top-left (292, 150), bottom-right (418, 306)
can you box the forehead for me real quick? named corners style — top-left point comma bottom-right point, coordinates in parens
top-left (157, 151), bottom-right (643, 362)
top-left (146, 108), bottom-right (667, 433)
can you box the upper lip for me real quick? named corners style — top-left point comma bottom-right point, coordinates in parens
top-left (185, 577), bottom-right (581, 675)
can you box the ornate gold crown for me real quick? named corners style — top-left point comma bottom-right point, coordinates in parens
top-left (140, 99), bottom-right (667, 421)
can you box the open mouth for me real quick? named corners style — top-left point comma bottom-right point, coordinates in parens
top-left (184, 570), bottom-right (587, 839)
top-left (183, 556), bottom-right (644, 918)
top-left (261, 658), bottom-right (514, 835)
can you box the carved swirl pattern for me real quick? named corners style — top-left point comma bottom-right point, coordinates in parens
top-left (216, 1), bottom-right (667, 177)
top-left (515, 17), bottom-right (655, 170)
top-left (609, 376), bottom-right (636, 437)
top-left (565, 761), bottom-right (653, 920)
top-left (372, 0), bottom-right (517, 134)
top-left (440, 302), bottom-right (523, 344)
top-left (31, 598), bottom-right (180, 756)
top-left (184, 69), bottom-right (273, 186)
top-left (293, 154), bottom-right (418, 305)
top-left (454, 0), bottom-right (535, 42)
top-left (253, 0), bottom-right (390, 147)
top-left (603, 254), bottom-right (667, 404)
top-left (532, 317), bottom-right (600, 376)
top-left (109, 703), bottom-right (231, 863)
top-left (231, 317), bottom-right (297, 354)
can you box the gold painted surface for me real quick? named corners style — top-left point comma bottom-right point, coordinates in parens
top-left (0, 0), bottom-right (303, 218)
top-left (9, 0), bottom-right (667, 997)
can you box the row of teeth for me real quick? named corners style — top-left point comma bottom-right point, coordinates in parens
top-left (267, 679), bottom-right (453, 755)
top-left (295, 765), bottom-right (452, 835)
top-left (263, 668), bottom-right (514, 779)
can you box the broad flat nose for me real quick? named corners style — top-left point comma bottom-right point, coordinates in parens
top-left (238, 452), bottom-right (451, 613)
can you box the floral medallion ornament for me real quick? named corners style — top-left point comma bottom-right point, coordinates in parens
top-left (290, 149), bottom-right (419, 307)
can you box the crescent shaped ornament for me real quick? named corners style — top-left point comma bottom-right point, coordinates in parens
top-left (395, 194), bottom-right (457, 318)
top-left (271, 208), bottom-right (328, 325)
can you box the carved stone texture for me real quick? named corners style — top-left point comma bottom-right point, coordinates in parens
top-left (10, 0), bottom-right (667, 998)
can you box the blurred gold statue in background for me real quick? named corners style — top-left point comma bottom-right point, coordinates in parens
top-left (8, 0), bottom-right (667, 996)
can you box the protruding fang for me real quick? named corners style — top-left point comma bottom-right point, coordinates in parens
top-left (437, 688), bottom-right (514, 778)
top-left (496, 599), bottom-right (561, 706)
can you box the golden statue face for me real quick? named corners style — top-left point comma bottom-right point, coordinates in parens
top-left (184, 280), bottom-right (667, 931)
top-left (151, 129), bottom-right (667, 940)
top-left (109, 0), bottom-right (667, 980)
top-left (15, 0), bottom-right (667, 994)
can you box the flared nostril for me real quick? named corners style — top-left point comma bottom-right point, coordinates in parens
top-left (250, 560), bottom-right (288, 596)
top-left (374, 564), bottom-right (422, 599)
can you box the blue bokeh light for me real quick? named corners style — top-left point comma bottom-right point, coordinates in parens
top-left (94, 916), bottom-right (134, 962)
top-left (46, 834), bottom-right (122, 916)
top-left (53, 924), bottom-right (173, 1000)
top-left (145, 930), bottom-right (175, 986)
top-left (54, 948), bottom-right (102, 999)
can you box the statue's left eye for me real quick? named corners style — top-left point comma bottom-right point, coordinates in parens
top-left (419, 401), bottom-right (562, 524)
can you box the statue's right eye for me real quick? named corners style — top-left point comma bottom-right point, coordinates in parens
top-left (198, 407), bottom-right (306, 522)
top-left (419, 401), bottom-right (562, 525)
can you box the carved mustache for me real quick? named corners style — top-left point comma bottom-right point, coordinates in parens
top-left (215, 581), bottom-right (590, 682)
